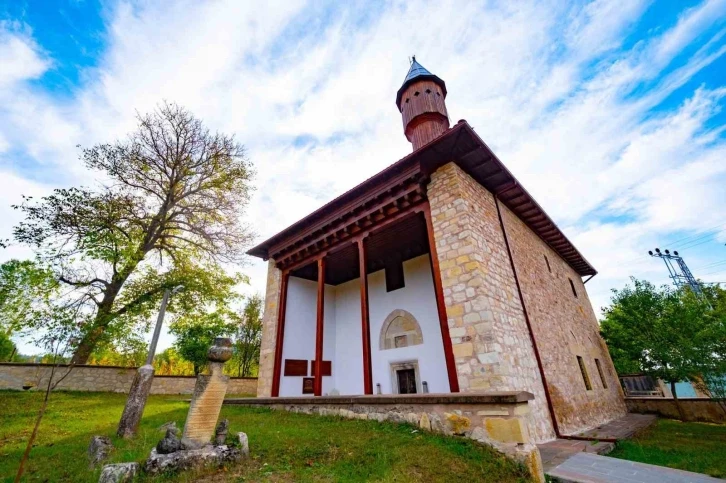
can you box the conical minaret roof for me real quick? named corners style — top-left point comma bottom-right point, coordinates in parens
top-left (396, 56), bottom-right (447, 109)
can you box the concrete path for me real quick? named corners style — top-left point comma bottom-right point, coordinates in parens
top-left (547, 452), bottom-right (722, 483)
top-left (539, 414), bottom-right (720, 482)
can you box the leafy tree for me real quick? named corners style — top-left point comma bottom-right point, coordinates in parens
top-left (232, 294), bottom-right (263, 377)
top-left (0, 260), bottom-right (60, 333)
top-left (8, 103), bottom-right (253, 363)
top-left (170, 311), bottom-right (234, 375)
top-left (153, 347), bottom-right (195, 375)
top-left (0, 331), bottom-right (16, 362)
top-left (87, 336), bottom-right (148, 367)
top-left (692, 284), bottom-right (726, 415)
top-left (601, 278), bottom-right (723, 420)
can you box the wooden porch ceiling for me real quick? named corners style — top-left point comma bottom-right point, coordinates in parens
top-left (291, 212), bottom-right (429, 286)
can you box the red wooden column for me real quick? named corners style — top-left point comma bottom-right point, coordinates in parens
top-left (313, 257), bottom-right (326, 396)
top-left (423, 204), bottom-right (460, 393)
top-left (271, 270), bottom-right (290, 398)
top-left (357, 238), bottom-right (373, 394)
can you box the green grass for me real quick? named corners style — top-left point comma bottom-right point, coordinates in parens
top-left (608, 418), bottom-right (726, 478)
top-left (0, 391), bottom-right (531, 482)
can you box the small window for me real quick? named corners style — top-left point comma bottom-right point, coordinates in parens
top-left (436, 91), bottom-right (441, 96)
top-left (544, 255), bottom-right (551, 273)
top-left (569, 278), bottom-right (578, 298)
top-left (425, 89), bottom-right (431, 94)
top-left (595, 359), bottom-right (608, 389)
top-left (577, 356), bottom-right (592, 390)
top-left (385, 259), bottom-right (405, 292)
top-left (414, 91), bottom-right (420, 96)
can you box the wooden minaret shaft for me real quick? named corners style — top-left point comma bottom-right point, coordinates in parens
top-left (398, 79), bottom-right (449, 150)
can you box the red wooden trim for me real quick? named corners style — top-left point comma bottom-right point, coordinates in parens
top-left (313, 257), bottom-right (326, 396)
top-left (271, 270), bottom-right (290, 397)
top-left (358, 238), bottom-right (373, 394)
top-left (423, 203), bottom-right (460, 393)
top-left (265, 164), bottom-right (423, 256)
top-left (275, 186), bottom-right (425, 269)
top-left (280, 202), bottom-right (426, 274)
top-left (272, 180), bottom-right (422, 260)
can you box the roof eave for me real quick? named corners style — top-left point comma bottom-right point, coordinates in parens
top-left (247, 121), bottom-right (598, 277)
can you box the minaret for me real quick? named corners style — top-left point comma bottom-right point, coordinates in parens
top-left (396, 57), bottom-right (449, 151)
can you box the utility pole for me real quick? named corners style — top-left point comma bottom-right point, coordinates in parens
top-left (648, 248), bottom-right (703, 297)
top-left (117, 285), bottom-right (183, 438)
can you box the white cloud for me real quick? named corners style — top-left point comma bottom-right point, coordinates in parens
top-left (1, 0), bottom-right (725, 353)
top-left (0, 21), bottom-right (49, 87)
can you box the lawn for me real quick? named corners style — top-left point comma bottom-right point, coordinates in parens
top-left (0, 391), bottom-right (531, 482)
top-left (608, 418), bottom-right (726, 478)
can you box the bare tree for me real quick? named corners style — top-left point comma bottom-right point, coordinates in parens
top-left (12, 103), bottom-right (254, 363)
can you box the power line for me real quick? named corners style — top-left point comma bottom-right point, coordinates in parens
top-left (691, 259), bottom-right (726, 271)
top-left (667, 222), bottom-right (726, 248)
top-left (610, 222), bottom-right (725, 269)
top-left (698, 267), bottom-right (726, 277)
top-left (674, 232), bottom-right (724, 251)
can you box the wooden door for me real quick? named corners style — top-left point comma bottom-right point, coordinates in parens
top-left (397, 368), bottom-right (417, 394)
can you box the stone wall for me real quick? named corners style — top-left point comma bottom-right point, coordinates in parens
top-left (500, 202), bottom-right (627, 434)
top-left (626, 397), bottom-right (726, 423)
top-left (226, 392), bottom-right (544, 481)
top-left (427, 162), bottom-right (554, 442)
top-left (257, 259), bottom-right (282, 397)
top-left (0, 363), bottom-right (257, 395)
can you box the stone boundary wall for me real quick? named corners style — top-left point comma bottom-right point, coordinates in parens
top-left (0, 363), bottom-right (257, 395)
top-left (626, 397), bottom-right (726, 424)
top-left (226, 391), bottom-right (544, 481)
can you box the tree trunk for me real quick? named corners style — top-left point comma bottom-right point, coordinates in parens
top-left (70, 281), bottom-right (125, 364)
top-left (69, 323), bottom-right (107, 364)
top-left (670, 381), bottom-right (688, 421)
top-left (15, 366), bottom-right (55, 482)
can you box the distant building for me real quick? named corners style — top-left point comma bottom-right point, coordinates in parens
top-left (619, 374), bottom-right (710, 398)
top-left (248, 58), bottom-right (626, 442)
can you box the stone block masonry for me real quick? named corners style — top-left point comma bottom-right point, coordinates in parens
top-left (257, 259), bottom-right (282, 397)
top-left (499, 201), bottom-right (627, 435)
top-left (0, 363), bottom-right (257, 395)
top-left (427, 162), bottom-right (555, 442)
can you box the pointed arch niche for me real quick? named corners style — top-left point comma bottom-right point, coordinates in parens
top-left (379, 309), bottom-right (424, 350)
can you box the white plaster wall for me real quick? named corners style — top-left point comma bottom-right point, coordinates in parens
top-left (323, 285), bottom-right (336, 395)
top-left (368, 254), bottom-right (450, 394)
top-left (279, 254), bottom-right (448, 396)
top-left (332, 278), bottom-right (364, 395)
top-left (279, 277), bottom-right (336, 396)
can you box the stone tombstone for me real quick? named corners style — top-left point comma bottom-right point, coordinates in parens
top-left (181, 337), bottom-right (233, 448)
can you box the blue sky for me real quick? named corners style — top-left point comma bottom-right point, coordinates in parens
top-left (1, 0), bottom-right (725, 354)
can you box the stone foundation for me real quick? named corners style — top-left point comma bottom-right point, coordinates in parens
top-left (225, 391), bottom-right (544, 481)
top-left (0, 363), bottom-right (257, 395)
